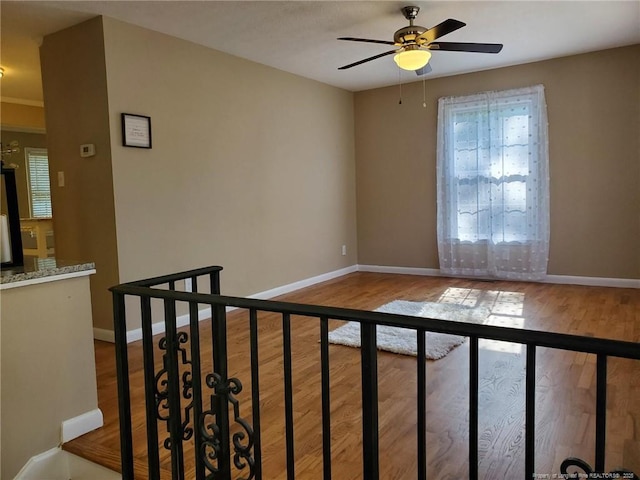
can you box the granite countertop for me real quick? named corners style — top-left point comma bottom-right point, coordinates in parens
top-left (1, 257), bottom-right (95, 287)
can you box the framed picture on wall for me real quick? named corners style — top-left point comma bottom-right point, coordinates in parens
top-left (121, 113), bottom-right (152, 149)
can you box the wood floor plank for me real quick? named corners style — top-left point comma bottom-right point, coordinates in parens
top-left (63, 272), bottom-right (640, 479)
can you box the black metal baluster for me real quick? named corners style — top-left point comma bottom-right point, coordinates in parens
top-left (141, 296), bottom-right (161, 480)
top-left (361, 322), bottom-right (380, 480)
top-left (320, 316), bottom-right (332, 480)
top-left (164, 299), bottom-right (185, 480)
top-left (211, 270), bottom-right (221, 295)
top-left (250, 308), bottom-right (263, 480)
top-left (595, 354), bottom-right (607, 472)
top-left (417, 329), bottom-right (427, 480)
top-left (212, 303), bottom-right (232, 479)
top-left (188, 299), bottom-right (205, 480)
top-left (525, 344), bottom-right (536, 479)
top-left (110, 264), bottom-right (640, 480)
top-left (469, 336), bottom-right (479, 480)
top-left (113, 292), bottom-right (134, 480)
top-left (283, 313), bottom-right (296, 480)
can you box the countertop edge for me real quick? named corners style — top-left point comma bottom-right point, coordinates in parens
top-left (1, 267), bottom-right (96, 290)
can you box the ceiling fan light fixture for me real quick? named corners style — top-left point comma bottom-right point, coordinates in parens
top-left (393, 48), bottom-right (431, 71)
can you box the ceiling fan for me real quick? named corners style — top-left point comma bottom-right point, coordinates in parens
top-left (338, 5), bottom-right (503, 75)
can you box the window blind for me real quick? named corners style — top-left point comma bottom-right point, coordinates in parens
top-left (25, 148), bottom-right (52, 218)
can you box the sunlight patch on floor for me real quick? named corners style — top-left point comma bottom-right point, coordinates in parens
top-left (480, 315), bottom-right (526, 354)
top-left (438, 287), bottom-right (527, 353)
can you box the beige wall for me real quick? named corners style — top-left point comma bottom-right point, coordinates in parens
top-left (40, 16), bottom-right (357, 332)
top-left (0, 102), bottom-right (46, 131)
top-left (355, 45), bottom-right (640, 279)
top-left (102, 17), bottom-right (357, 307)
top-left (40, 17), bottom-right (121, 332)
top-left (1, 276), bottom-right (99, 479)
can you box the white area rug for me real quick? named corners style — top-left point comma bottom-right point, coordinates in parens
top-left (328, 300), bottom-right (490, 360)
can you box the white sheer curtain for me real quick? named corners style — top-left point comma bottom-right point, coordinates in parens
top-left (436, 84), bottom-right (550, 281)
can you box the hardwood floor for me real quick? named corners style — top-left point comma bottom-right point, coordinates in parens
top-left (64, 272), bottom-right (640, 479)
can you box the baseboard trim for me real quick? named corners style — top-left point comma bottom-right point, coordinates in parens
top-left (357, 264), bottom-right (442, 276)
top-left (61, 408), bottom-right (104, 443)
top-left (99, 265), bottom-right (359, 344)
top-left (246, 265), bottom-right (358, 300)
top-left (124, 301), bottom-right (213, 343)
top-left (14, 448), bottom-right (64, 480)
top-left (93, 328), bottom-right (115, 343)
top-left (543, 275), bottom-right (640, 289)
top-left (14, 447), bottom-right (121, 480)
top-left (357, 264), bottom-right (639, 288)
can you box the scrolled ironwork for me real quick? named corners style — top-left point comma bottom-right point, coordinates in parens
top-left (155, 331), bottom-right (197, 449)
top-left (227, 378), bottom-right (255, 480)
top-left (181, 369), bottom-right (195, 441)
top-left (154, 341), bottom-right (172, 450)
top-left (199, 373), bottom-right (255, 479)
top-left (200, 409), bottom-right (222, 476)
top-left (560, 457), bottom-right (638, 479)
top-left (154, 373), bottom-right (170, 419)
top-left (176, 331), bottom-right (196, 442)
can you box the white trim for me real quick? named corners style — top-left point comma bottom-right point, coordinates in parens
top-left (0, 269), bottom-right (96, 290)
top-left (543, 275), bottom-right (640, 289)
top-left (93, 328), bottom-right (115, 343)
top-left (124, 303), bottom-right (212, 343)
top-left (100, 265), bottom-right (358, 343)
top-left (357, 264), bottom-right (640, 288)
top-left (14, 448), bottom-right (64, 480)
top-left (357, 264), bottom-right (442, 277)
top-left (14, 448), bottom-right (121, 480)
top-left (1, 97), bottom-right (44, 107)
top-left (246, 265), bottom-right (358, 300)
top-left (61, 408), bottom-right (103, 443)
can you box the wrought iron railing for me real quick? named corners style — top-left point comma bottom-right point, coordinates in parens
top-left (111, 266), bottom-right (640, 480)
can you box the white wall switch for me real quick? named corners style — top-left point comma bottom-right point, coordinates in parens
top-left (57, 171), bottom-right (65, 187)
top-left (342, 245), bottom-right (347, 256)
top-left (80, 144), bottom-right (95, 157)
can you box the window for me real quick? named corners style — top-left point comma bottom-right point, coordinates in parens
top-left (436, 85), bottom-right (549, 280)
top-left (25, 148), bottom-right (52, 218)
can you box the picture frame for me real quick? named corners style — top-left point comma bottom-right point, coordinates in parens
top-left (121, 113), bottom-right (152, 148)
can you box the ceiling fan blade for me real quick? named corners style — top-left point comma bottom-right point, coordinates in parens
top-left (338, 49), bottom-right (398, 70)
top-left (415, 63), bottom-right (433, 76)
top-left (429, 42), bottom-right (503, 53)
top-left (338, 37), bottom-right (396, 46)
top-left (416, 19), bottom-right (466, 43)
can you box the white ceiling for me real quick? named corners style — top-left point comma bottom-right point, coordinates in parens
top-left (1, 1), bottom-right (639, 104)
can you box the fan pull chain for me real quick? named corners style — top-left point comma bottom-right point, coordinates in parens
top-left (398, 69), bottom-right (402, 104)
top-left (423, 77), bottom-right (427, 108)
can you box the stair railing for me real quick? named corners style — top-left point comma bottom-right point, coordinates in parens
top-left (111, 266), bottom-right (640, 480)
